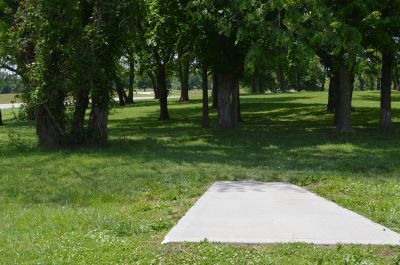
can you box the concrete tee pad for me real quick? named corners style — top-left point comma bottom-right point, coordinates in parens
top-left (163, 181), bottom-right (400, 245)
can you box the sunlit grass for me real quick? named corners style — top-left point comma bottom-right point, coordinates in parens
top-left (0, 91), bottom-right (399, 264)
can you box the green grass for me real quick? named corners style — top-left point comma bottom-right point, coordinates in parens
top-left (0, 93), bottom-right (20, 104)
top-left (1, 91), bottom-right (400, 264)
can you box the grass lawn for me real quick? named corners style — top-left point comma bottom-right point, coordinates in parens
top-left (0, 91), bottom-right (400, 264)
top-left (0, 93), bottom-right (20, 104)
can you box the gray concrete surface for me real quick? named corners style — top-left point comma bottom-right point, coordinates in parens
top-left (163, 181), bottom-right (400, 245)
top-left (0, 96), bottom-right (180, 110)
top-left (0, 103), bottom-right (22, 110)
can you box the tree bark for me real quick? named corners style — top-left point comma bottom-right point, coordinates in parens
top-left (115, 75), bottom-right (129, 106)
top-left (88, 104), bottom-right (108, 145)
top-left (380, 51), bottom-right (393, 129)
top-left (127, 56), bottom-right (135, 104)
top-left (327, 72), bottom-right (336, 113)
top-left (277, 67), bottom-right (286, 92)
top-left (179, 57), bottom-right (190, 102)
top-left (147, 71), bottom-right (159, 99)
top-left (157, 63), bottom-right (169, 120)
top-left (71, 85), bottom-right (89, 144)
top-left (251, 76), bottom-right (258, 94)
top-left (0, 109), bottom-right (3, 126)
top-left (202, 65), bottom-right (209, 128)
top-left (369, 75), bottom-right (375, 91)
top-left (217, 71), bottom-right (239, 128)
top-left (36, 102), bottom-right (65, 148)
top-left (320, 74), bottom-right (326, 91)
top-left (212, 71), bottom-right (218, 109)
top-left (350, 73), bottom-right (355, 111)
top-left (335, 65), bottom-right (353, 133)
top-left (358, 75), bottom-right (365, 91)
top-left (393, 63), bottom-right (399, 90)
top-left (376, 76), bottom-right (381, 90)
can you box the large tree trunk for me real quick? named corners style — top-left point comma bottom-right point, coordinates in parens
top-left (212, 71), bottom-right (218, 109)
top-left (179, 57), bottom-right (190, 102)
top-left (202, 65), bottom-right (209, 128)
top-left (277, 67), bottom-right (286, 92)
top-left (327, 72), bottom-right (336, 113)
top-left (127, 56), bottom-right (135, 104)
top-left (335, 65), bottom-right (353, 133)
top-left (157, 63), bottom-right (169, 120)
top-left (0, 109), bottom-right (3, 126)
top-left (380, 51), bottom-right (393, 129)
top-left (217, 71), bottom-right (239, 128)
top-left (88, 104), bottom-right (108, 145)
top-left (71, 86), bottom-right (89, 144)
top-left (36, 100), bottom-right (65, 148)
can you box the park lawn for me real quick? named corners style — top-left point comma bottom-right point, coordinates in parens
top-left (0, 93), bottom-right (20, 104)
top-left (0, 91), bottom-right (400, 264)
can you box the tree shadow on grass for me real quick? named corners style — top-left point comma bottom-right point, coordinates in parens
top-left (2, 94), bottom-right (400, 206)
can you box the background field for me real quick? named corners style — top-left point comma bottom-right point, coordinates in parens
top-left (0, 91), bottom-right (400, 264)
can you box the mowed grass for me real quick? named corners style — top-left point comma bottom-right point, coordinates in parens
top-left (0, 93), bottom-right (20, 104)
top-left (0, 91), bottom-right (400, 264)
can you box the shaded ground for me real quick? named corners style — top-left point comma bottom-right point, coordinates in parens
top-left (0, 91), bottom-right (399, 264)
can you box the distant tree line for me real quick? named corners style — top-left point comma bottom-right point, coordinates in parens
top-left (0, 0), bottom-right (399, 146)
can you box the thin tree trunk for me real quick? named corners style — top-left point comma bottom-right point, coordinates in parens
top-left (394, 63), bottom-right (399, 90)
top-left (350, 73), bottom-right (355, 111)
top-left (335, 65), bottom-right (353, 133)
top-left (369, 75), bottom-right (375, 90)
top-left (320, 74), bottom-right (326, 91)
top-left (0, 109), bottom-right (3, 126)
top-left (202, 65), bottom-right (209, 128)
top-left (217, 71), bottom-right (239, 128)
top-left (251, 76), bottom-right (258, 94)
top-left (327, 72), bottom-right (336, 113)
top-left (296, 71), bottom-right (301, 91)
top-left (377, 75), bottom-right (381, 90)
top-left (380, 51), bottom-right (393, 129)
top-left (237, 82), bottom-right (242, 122)
top-left (157, 63), bottom-right (169, 120)
top-left (71, 86), bottom-right (89, 144)
top-left (147, 71), bottom-right (159, 99)
top-left (259, 80), bottom-right (264, 93)
top-left (212, 71), bottom-right (218, 109)
top-left (127, 57), bottom-right (135, 104)
top-left (115, 76), bottom-right (129, 106)
top-left (359, 75), bottom-right (365, 91)
top-left (277, 67), bottom-right (286, 92)
top-left (179, 57), bottom-right (190, 102)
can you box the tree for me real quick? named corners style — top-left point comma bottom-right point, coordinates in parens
top-left (6, 0), bottom-right (138, 148)
top-left (362, 1), bottom-right (400, 129)
top-left (138, 0), bottom-right (185, 120)
top-left (286, 0), bottom-right (367, 132)
top-left (202, 64), bottom-right (209, 128)
top-left (188, 0), bottom-right (251, 128)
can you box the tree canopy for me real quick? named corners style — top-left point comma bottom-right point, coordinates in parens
top-left (0, 0), bottom-right (399, 147)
